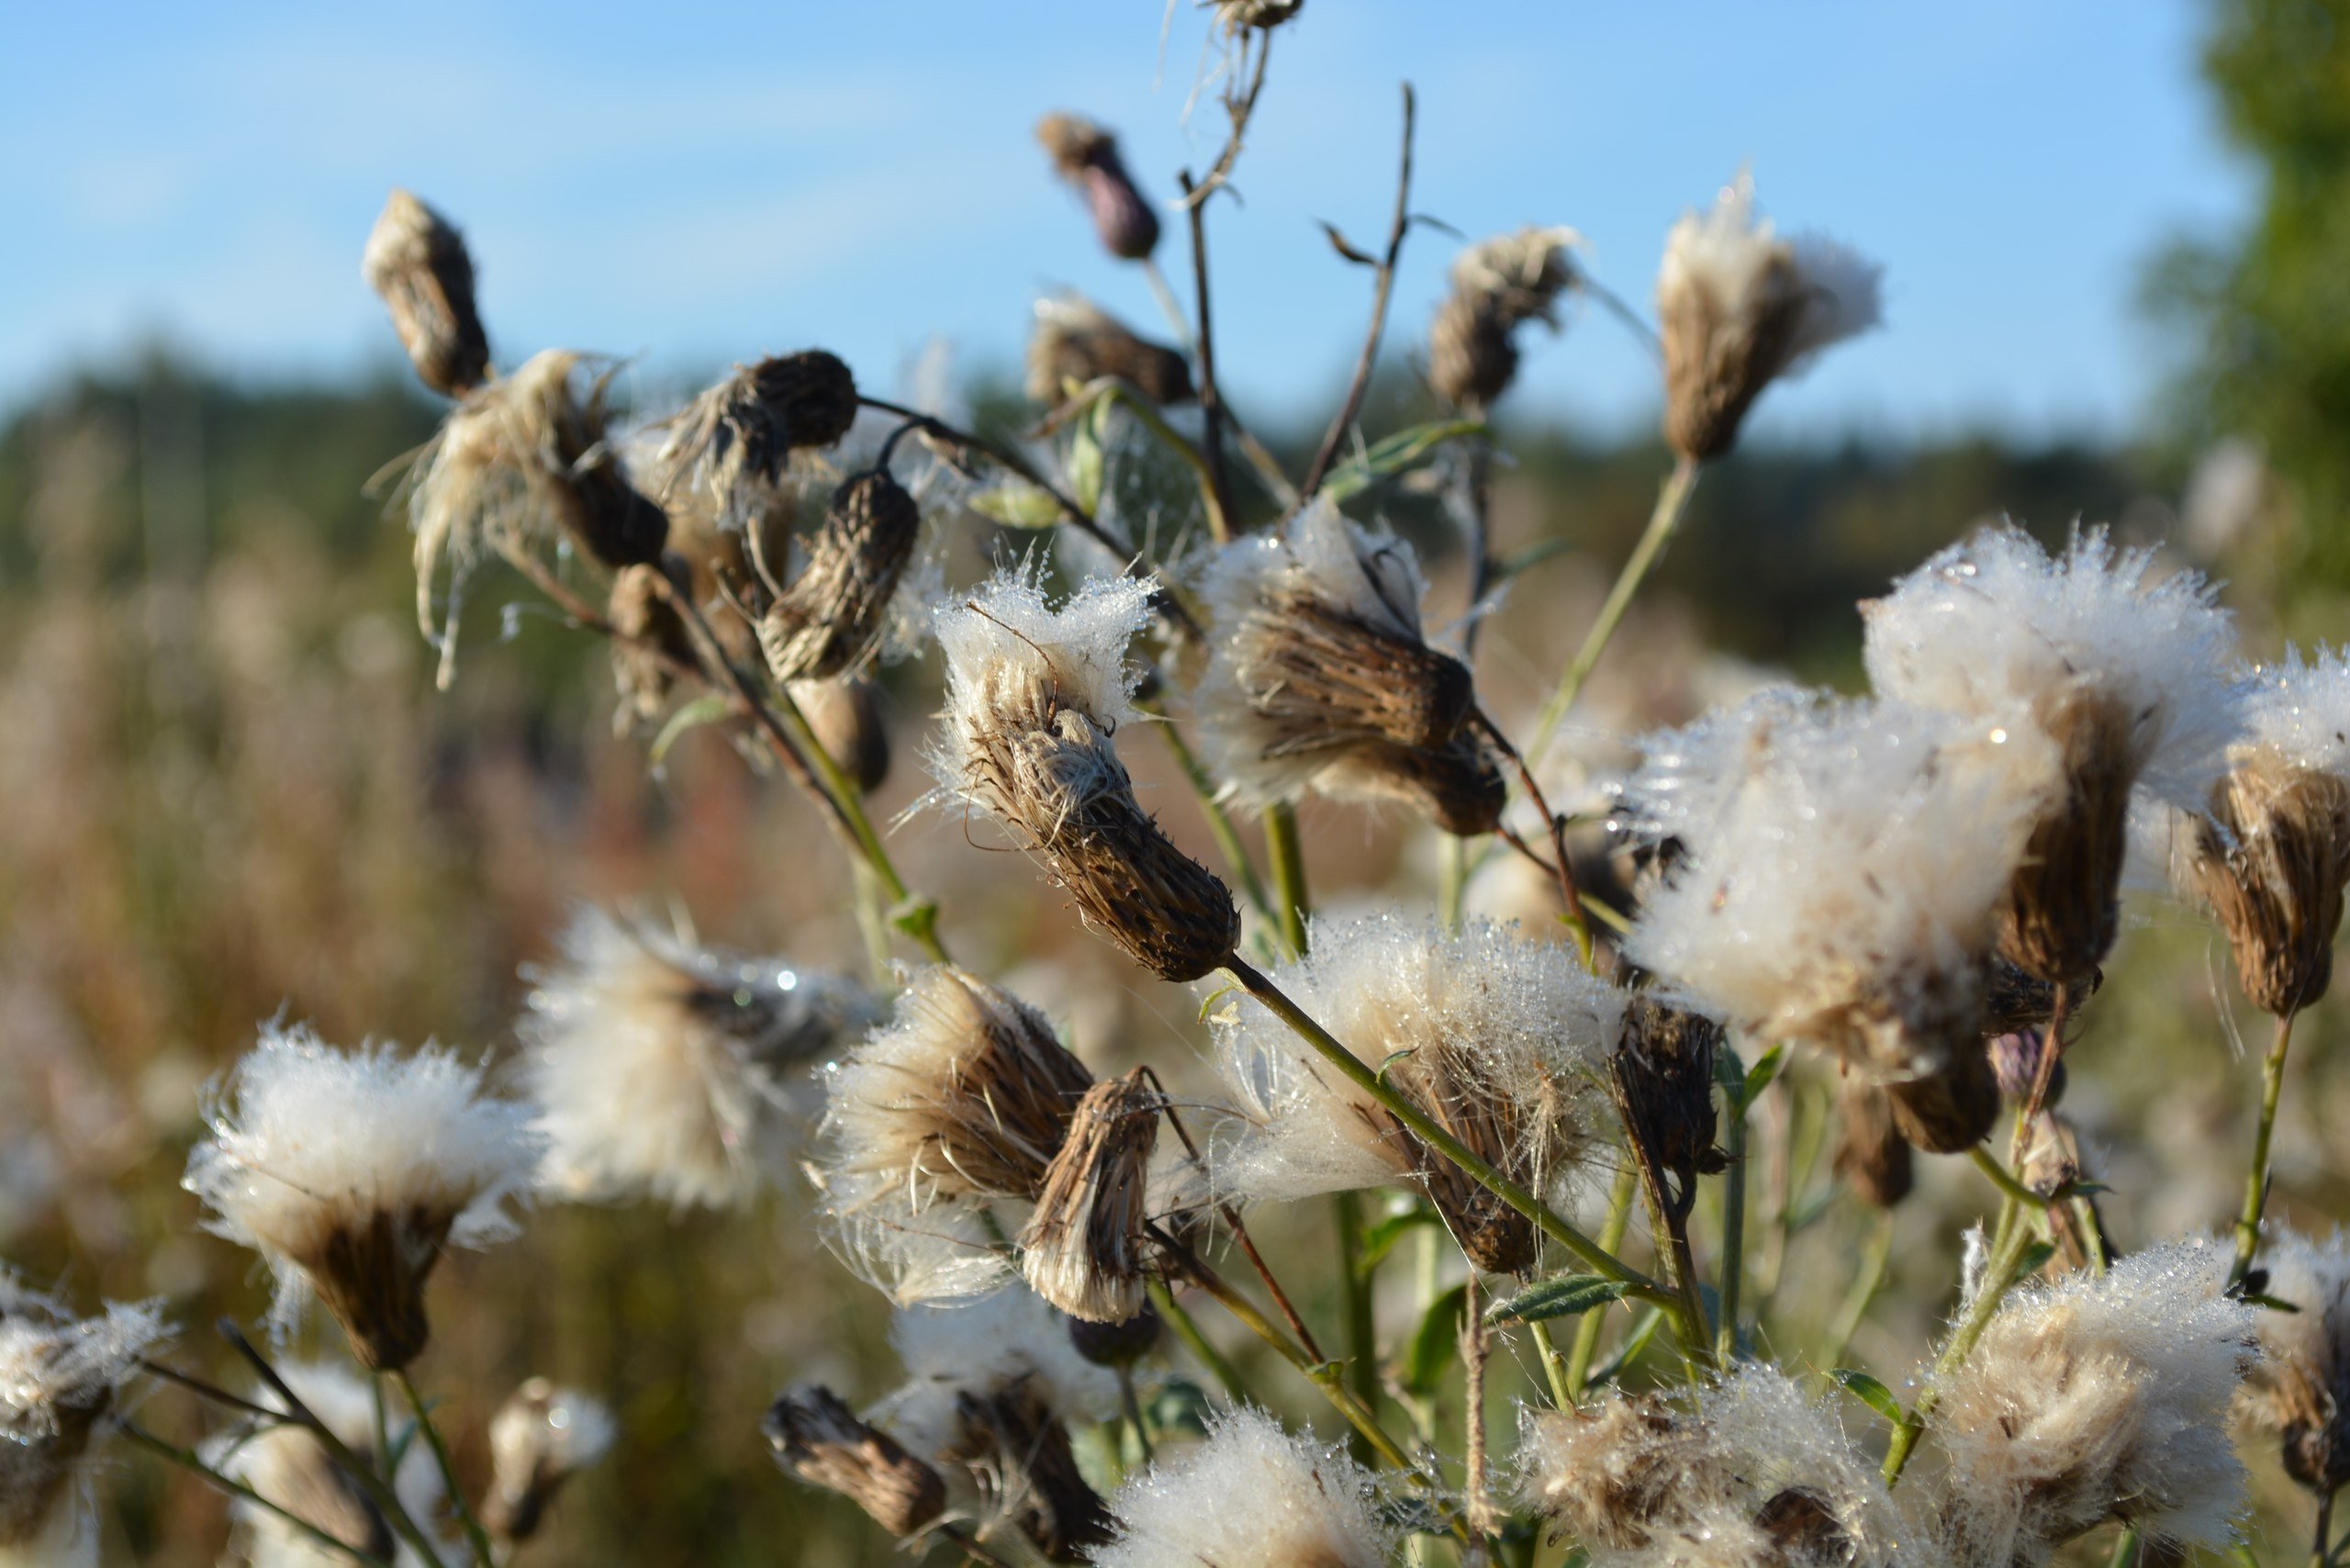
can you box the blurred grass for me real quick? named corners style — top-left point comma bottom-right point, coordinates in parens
top-left (1, 357), bottom-right (2340, 1564)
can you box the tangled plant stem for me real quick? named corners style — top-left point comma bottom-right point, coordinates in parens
top-left (2234, 1008), bottom-right (2299, 1283)
top-left (397, 1367), bottom-right (495, 1566)
top-left (122, 1423), bottom-right (397, 1568)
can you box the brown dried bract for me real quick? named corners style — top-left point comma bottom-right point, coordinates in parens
top-left (363, 188), bottom-right (490, 397)
top-left (765, 1384), bottom-right (947, 1539)
top-left (1998, 687), bottom-right (2141, 988)
top-left (1019, 1070), bottom-right (1161, 1322)
top-left (2191, 755), bottom-right (2350, 1017)
top-left (759, 471), bottom-right (921, 682)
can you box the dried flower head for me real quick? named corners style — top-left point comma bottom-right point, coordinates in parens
top-left (1610, 995), bottom-right (1729, 1225)
top-left (1864, 523), bottom-right (2240, 987)
top-left (1832, 1083), bottom-right (1914, 1209)
top-left (1988, 1026), bottom-right (2066, 1108)
top-left (2239, 1227), bottom-right (2350, 1497)
top-left (1019, 1070), bottom-right (1161, 1323)
top-left (482, 1378), bottom-right (616, 1544)
top-left (2185, 648), bottom-right (2350, 1015)
top-left (607, 561), bottom-right (697, 730)
top-left (1656, 171), bottom-right (1881, 461)
top-left (886, 1292), bottom-right (1120, 1562)
top-left (1026, 297), bottom-right (1193, 407)
top-left (0, 1275), bottom-right (166, 1558)
top-left (1211, 910), bottom-right (1618, 1273)
top-left (1206, 0), bottom-right (1304, 34)
top-left (1196, 498), bottom-right (1478, 821)
top-left (765, 1384), bottom-right (947, 1540)
top-left (1036, 113), bottom-right (1159, 261)
top-left (654, 352), bottom-right (860, 529)
top-left (183, 1023), bottom-right (541, 1370)
top-left (1093, 1405), bottom-right (1395, 1568)
top-left (521, 907), bottom-right (874, 1210)
top-left (1429, 226), bottom-right (1583, 410)
top-left (1924, 1237), bottom-right (2254, 1566)
top-left (1316, 732), bottom-right (1507, 836)
top-left (1622, 689), bottom-right (2053, 1083)
top-left (1882, 1039), bottom-right (2001, 1154)
top-left (397, 349), bottom-right (669, 687)
top-left (755, 469), bottom-right (923, 683)
top-left (205, 1360), bottom-right (451, 1568)
top-left (1518, 1365), bottom-right (1915, 1566)
top-left (815, 967), bottom-right (1092, 1303)
top-left (792, 675), bottom-right (892, 795)
top-left (931, 567), bottom-right (1238, 981)
top-left (362, 188), bottom-right (490, 398)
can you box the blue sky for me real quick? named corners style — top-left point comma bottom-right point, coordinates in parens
top-left (0, 2), bottom-right (2250, 442)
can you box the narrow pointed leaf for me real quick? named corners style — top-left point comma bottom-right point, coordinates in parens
top-left (1483, 1273), bottom-right (1629, 1327)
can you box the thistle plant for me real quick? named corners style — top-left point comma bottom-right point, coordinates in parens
top-left (29, 9), bottom-right (2350, 1567)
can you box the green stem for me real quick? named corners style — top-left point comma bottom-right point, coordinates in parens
top-left (1969, 1146), bottom-right (2047, 1211)
top-left (370, 1372), bottom-right (391, 1482)
top-left (1566, 1167), bottom-right (1641, 1399)
top-left (1155, 717), bottom-right (1274, 928)
top-left (1116, 1366), bottom-right (1154, 1468)
top-left (850, 861), bottom-right (894, 989)
top-left (2234, 1008), bottom-right (2299, 1285)
top-left (1333, 1191), bottom-right (1382, 1445)
top-left (1528, 1320), bottom-right (1574, 1411)
top-left (122, 1423), bottom-right (396, 1568)
top-left (395, 1369), bottom-right (495, 1567)
top-left (1148, 1278), bottom-right (1248, 1403)
top-left (1883, 1192), bottom-right (2034, 1485)
top-left (1820, 1210), bottom-right (1896, 1372)
top-left (2108, 1524), bottom-right (2143, 1568)
top-left (1264, 804), bottom-right (1310, 959)
top-left (1224, 958), bottom-right (1675, 1318)
top-left (1529, 454), bottom-right (1701, 769)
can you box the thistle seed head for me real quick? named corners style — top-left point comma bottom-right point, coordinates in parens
top-left (758, 469), bottom-right (923, 683)
top-left (655, 352), bottom-right (860, 529)
top-left (183, 1024), bottom-right (540, 1370)
top-left (1027, 296), bottom-right (1193, 407)
top-left (1036, 113), bottom-right (1159, 261)
top-left (362, 188), bottom-right (490, 397)
top-left (765, 1384), bottom-right (947, 1539)
top-left (1610, 994), bottom-right (1729, 1225)
top-left (0, 1277), bottom-right (167, 1551)
top-left (1207, 0), bottom-right (1304, 34)
top-left (2240, 1227), bottom-right (2350, 1497)
top-left (1316, 733), bottom-right (1507, 836)
top-left (608, 560), bottom-right (697, 730)
top-left (932, 569), bottom-right (1238, 981)
top-left (521, 906), bottom-right (877, 1211)
top-left (1091, 1406), bottom-right (1397, 1568)
top-left (2192, 750), bottom-right (2350, 1016)
top-left (1882, 1039), bottom-right (2001, 1153)
top-left (483, 1379), bottom-right (616, 1544)
top-left (1428, 226), bottom-right (1582, 411)
top-left (1656, 172), bottom-right (1881, 462)
top-left (1019, 1070), bottom-right (1161, 1323)
top-left (949, 1384), bottom-right (1114, 1562)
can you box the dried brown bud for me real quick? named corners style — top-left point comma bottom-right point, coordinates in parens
top-left (766, 1384), bottom-right (947, 1539)
top-left (2190, 754), bottom-right (2350, 1016)
top-left (1428, 228), bottom-right (1580, 412)
top-left (1067, 1298), bottom-right (1161, 1367)
top-left (1983, 958), bottom-right (2102, 1035)
top-left (658, 353), bottom-right (861, 526)
top-left (1036, 113), bottom-right (1159, 261)
top-left (308, 1205), bottom-right (462, 1371)
top-left (1883, 1040), bottom-right (2000, 1154)
top-left (759, 470), bottom-right (922, 682)
top-left (1020, 1070), bottom-right (1161, 1323)
top-left (1611, 996), bottom-right (1729, 1226)
top-left (1429, 293), bottom-right (1519, 413)
top-left (791, 676), bottom-right (891, 794)
top-left (1832, 1083), bottom-right (1913, 1209)
top-left (363, 188), bottom-right (490, 397)
top-left (1210, 0), bottom-right (1304, 31)
top-left (1386, 1029), bottom-right (1572, 1274)
top-left (1027, 297), bottom-right (1193, 407)
top-left (609, 562), bottom-right (697, 729)
top-left (950, 1386), bottom-right (1114, 1562)
top-left (1998, 687), bottom-right (2140, 989)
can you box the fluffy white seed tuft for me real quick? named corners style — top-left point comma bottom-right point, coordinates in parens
top-left (2239, 1226), bottom-right (2350, 1495)
top-left (0, 1275), bottom-right (168, 1557)
top-left (1091, 1405), bottom-right (1398, 1568)
top-left (879, 1288), bottom-right (1121, 1470)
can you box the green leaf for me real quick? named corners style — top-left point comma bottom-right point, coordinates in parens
top-left (888, 897), bottom-right (940, 943)
top-left (1320, 418), bottom-right (1485, 504)
top-left (649, 693), bottom-right (733, 770)
top-left (1587, 1305), bottom-right (1665, 1389)
top-left (2010, 1240), bottom-right (2059, 1281)
top-left (1830, 1368), bottom-right (1907, 1426)
top-left (1740, 1044), bottom-right (1788, 1112)
top-left (1483, 1273), bottom-right (1629, 1327)
top-left (1145, 1378), bottom-right (1214, 1439)
top-left (1398, 1282), bottom-right (1467, 1397)
top-left (1355, 1207), bottom-right (1435, 1277)
top-left (969, 480), bottom-right (1064, 529)
top-left (2249, 1292), bottom-right (2305, 1314)
top-left (1066, 400), bottom-right (1108, 513)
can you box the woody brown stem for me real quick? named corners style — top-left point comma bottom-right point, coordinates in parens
top-left (2012, 982), bottom-right (2069, 1164)
top-left (1299, 83), bottom-right (1416, 503)
top-left (1179, 172), bottom-right (1236, 543)
top-left (1472, 708), bottom-right (1594, 964)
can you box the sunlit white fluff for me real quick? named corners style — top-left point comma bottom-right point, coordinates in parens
top-left (182, 1023), bottom-right (541, 1361)
top-left (520, 905), bottom-right (876, 1210)
top-left (1863, 523), bottom-right (2239, 817)
top-left (1923, 1236), bottom-right (2254, 1566)
top-left (1207, 908), bottom-right (1617, 1271)
top-left (483, 1379), bottom-right (617, 1543)
top-left (0, 1274), bottom-right (168, 1564)
top-left (1091, 1405), bottom-right (1396, 1568)
top-left (1621, 689), bottom-right (2053, 1077)
top-left (1518, 1364), bottom-right (1916, 1567)
top-left (878, 1288), bottom-right (1121, 1469)
top-left (206, 1360), bottom-right (456, 1568)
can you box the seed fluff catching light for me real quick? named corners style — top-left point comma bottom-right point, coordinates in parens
top-left (1091, 1405), bottom-right (1397, 1568)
